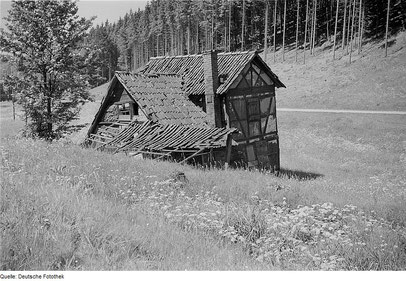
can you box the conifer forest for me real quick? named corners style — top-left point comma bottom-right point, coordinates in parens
top-left (87, 0), bottom-right (405, 82)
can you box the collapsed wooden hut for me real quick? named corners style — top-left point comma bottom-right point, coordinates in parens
top-left (87, 50), bottom-right (285, 169)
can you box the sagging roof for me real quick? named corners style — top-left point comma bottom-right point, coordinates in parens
top-left (115, 72), bottom-right (209, 126)
top-left (96, 120), bottom-right (238, 154)
top-left (141, 51), bottom-right (285, 96)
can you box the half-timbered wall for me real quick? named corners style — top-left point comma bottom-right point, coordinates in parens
top-left (224, 59), bottom-right (280, 170)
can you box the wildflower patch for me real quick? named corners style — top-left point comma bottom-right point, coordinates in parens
top-left (117, 178), bottom-right (406, 270)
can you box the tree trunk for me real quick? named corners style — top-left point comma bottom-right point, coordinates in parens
top-left (342, 0), bottom-right (347, 49)
top-left (187, 18), bottom-right (191, 54)
top-left (333, 0), bottom-right (339, 60)
top-left (357, 0), bottom-right (362, 53)
top-left (326, 4), bottom-right (330, 41)
top-left (211, 5), bottom-right (215, 50)
top-left (44, 73), bottom-right (52, 137)
top-left (349, 0), bottom-right (356, 63)
top-left (157, 34), bottom-right (159, 57)
top-left (273, 0), bottom-right (277, 63)
top-left (181, 28), bottom-right (184, 54)
top-left (229, 0), bottom-right (232, 51)
top-left (170, 26), bottom-right (174, 56)
top-left (11, 89), bottom-right (15, 120)
top-left (242, 0), bottom-right (246, 50)
top-left (282, 0), bottom-right (287, 61)
top-left (264, 1), bottom-right (269, 61)
top-left (108, 52), bottom-right (112, 81)
top-left (346, 0), bottom-right (351, 54)
top-left (304, 0), bottom-right (309, 64)
top-left (399, 0), bottom-right (406, 30)
top-left (312, 0), bottom-right (317, 54)
top-left (358, 3), bottom-right (364, 54)
top-left (196, 21), bottom-right (199, 54)
top-left (295, 0), bottom-right (300, 62)
top-left (132, 45), bottom-right (135, 71)
top-left (310, 0), bottom-right (314, 54)
top-left (385, 0), bottom-right (391, 57)
top-left (47, 96), bottom-right (52, 136)
top-left (224, 1), bottom-right (227, 52)
top-left (357, 0), bottom-right (362, 50)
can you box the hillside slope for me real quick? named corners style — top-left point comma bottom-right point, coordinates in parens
top-left (269, 32), bottom-right (406, 111)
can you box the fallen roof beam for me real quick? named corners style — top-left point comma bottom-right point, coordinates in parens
top-left (178, 148), bottom-right (206, 164)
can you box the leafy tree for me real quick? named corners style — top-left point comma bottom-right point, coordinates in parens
top-left (0, 0), bottom-right (93, 139)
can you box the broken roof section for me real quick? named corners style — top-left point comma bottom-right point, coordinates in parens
top-left (92, 120), bottom-right (238, 159)
top-left (115, 72), bottom-right (209, 126)
top-left (141, 51), bottom-right (285, 96)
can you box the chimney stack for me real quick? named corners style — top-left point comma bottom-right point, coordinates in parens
top-left (203, 50), bottom-right (222, 127)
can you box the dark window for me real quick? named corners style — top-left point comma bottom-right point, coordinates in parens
top-left (117, 102), bottom-right (139, 120)
top-left (132, 103), bottom-right (139, 116)
top-left (118, 103), bottom-right (131, 116)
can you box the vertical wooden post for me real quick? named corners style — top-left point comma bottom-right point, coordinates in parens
top-left (385, 0), bottom-right (391, 57)
top-left (264, 1), bottom-right (269, 61)
top-left (295, 0), bottom-right (300, 63)
top-left (333, 0), bottom-right (339, 60)
top-left (209, 148), bottom-right (214, 168)
top-left (304, 0), bottom-right (309, 64)
top-left (225, 134), bottom-right (233, 170)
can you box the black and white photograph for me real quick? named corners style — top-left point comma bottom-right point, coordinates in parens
top-left (0, 0), bottom-right (405, 277)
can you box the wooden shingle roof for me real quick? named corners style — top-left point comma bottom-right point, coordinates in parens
top-left (141, 51), bottom-right (285, 96)
top-left (115, 72), bottom-right (209, 127)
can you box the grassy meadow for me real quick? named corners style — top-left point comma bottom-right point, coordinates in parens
top-left (1, 102), bottom-right (406, 270)
top-left (278, 111), bottom-right (406, 224)
top-left (0, 102), bottom-right (25, 138)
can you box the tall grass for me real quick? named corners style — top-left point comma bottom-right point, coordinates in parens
top-left (1, 137), bottom-right (405, 270)
top-left (0, 138), bottom-right (273, 270)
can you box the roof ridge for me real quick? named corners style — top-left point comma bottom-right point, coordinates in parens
top-left (150, 50), bottom-right (256, 60)
top-left (115, 71), bottom-right (181, 78)
top-left (150, 53), bottom-right (202, 60)
top-left (218, 50), bottom-right (256, 56)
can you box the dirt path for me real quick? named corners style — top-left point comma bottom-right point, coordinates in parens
top-left (278, 108), bottom-right (406, 115)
